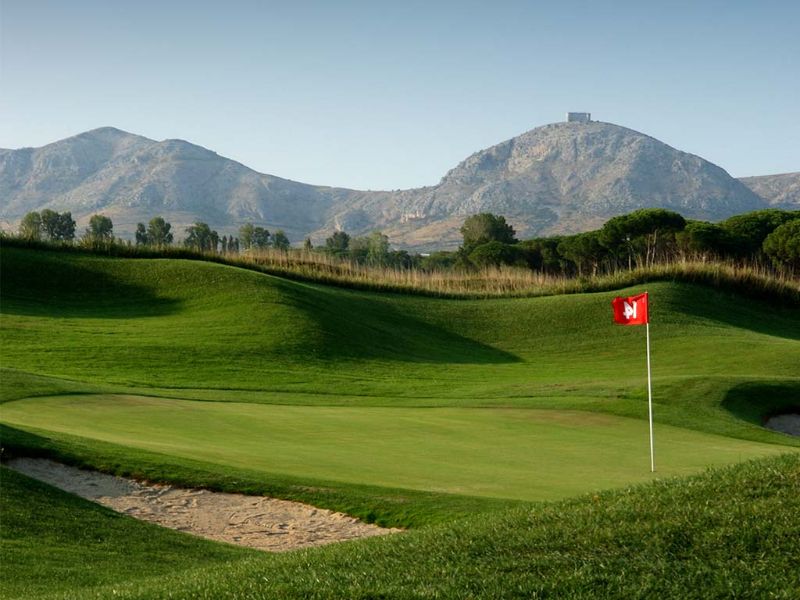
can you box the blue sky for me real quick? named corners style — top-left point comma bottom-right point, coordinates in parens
top-left (1, 0), bottom-right (798, 189)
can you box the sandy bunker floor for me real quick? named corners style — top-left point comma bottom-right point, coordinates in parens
top-left (7, 458), bottom-right (400, 552)
top-left (765, 414), bottom-right (800, 437)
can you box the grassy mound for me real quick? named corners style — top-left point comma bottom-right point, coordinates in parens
top-left (0, 466), bottom-right (248, 600)
top-left (2, 454), bottom-right (799, 599)
top-left (2, 247), bottom-right (798, 416)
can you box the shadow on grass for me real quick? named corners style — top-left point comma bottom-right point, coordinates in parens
top-left (722, 381), bottom-right (800, 425)
top-left (274, 278), bottom-right (521, 365)
top-left (660, 283), bottom-right (800, 341)
top-left (1, 247), bottom-right (181, 318)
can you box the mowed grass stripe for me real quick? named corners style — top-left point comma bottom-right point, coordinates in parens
top-left (1, 394), bottom-right (788, 501)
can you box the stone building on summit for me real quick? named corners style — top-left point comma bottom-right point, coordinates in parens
top-left (566, 112), bottom-right (591, 123)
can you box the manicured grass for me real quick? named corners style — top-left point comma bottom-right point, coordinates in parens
top-left (2, 248), bottom-right (798, 395)
top-left (4, 454), bottom-right (799, 599)
top-left (1, 247), bottom-right (799, 518)
top-left (0, 395), bottom-right (789, 503)
top-left (103, 454), bottom-right (800, 600)
top-left (0, 422), bottom-right (516, 529)
top-left (1, 248), bottom-right (798, 436)
top-left (2, 246), bottom-right (800, 598)
top-left (0, 467), bottom-right (250, 600)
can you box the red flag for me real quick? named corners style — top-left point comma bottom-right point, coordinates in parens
top-left (612, 292), bottom-right (649, 325)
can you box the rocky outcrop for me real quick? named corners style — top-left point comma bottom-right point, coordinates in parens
top-left (739, 172), bottom-right (800, 208)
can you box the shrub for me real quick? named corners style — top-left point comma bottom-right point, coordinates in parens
top-left (763, 218), bottom-right (800, 272)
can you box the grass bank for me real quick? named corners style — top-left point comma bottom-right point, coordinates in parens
top-left (3, 454), bottom-right (799, 599)
top-left (0, 466), bottom-right (249, 600)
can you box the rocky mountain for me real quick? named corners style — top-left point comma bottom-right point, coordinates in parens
top-left (739, 172), bottom-right (800, 208)
top-left (330, 122), bottom-right (767, 248)
top-left (0, 122), bottom-right (771, 250)
top-left (0, 127), bottom-right (340, 244)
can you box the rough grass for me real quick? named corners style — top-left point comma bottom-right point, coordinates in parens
top-left (3, 235), bottom-right (799, 302)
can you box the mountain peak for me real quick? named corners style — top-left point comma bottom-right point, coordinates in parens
top-left (0, 121), bottom-right (774, 250)
top-left (83, 125), bottom-right (133, 136)
top-left (71, 126), bottom-right (150, 143)
top-left (440, 120), bottom-right (691, 188)
top-left (372, 118), bottom-right (766, 245)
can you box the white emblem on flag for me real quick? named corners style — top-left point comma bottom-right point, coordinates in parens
top-left (623, 300), bottom-right (637, 320)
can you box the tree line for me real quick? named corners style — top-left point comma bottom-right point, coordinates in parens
top-left (312, 230), bottom-right (415, 268)
top-left (15, 211), bottom-right (293, 253)
top-left (14, 207), bottom-right (800, 274)
top-left (445, 209), bottom-right (800, 275)
top-left (288, 208), bottom-right (800, 274)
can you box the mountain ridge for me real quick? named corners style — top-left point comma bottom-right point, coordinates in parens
top-left (0, 121), bottom-right (778, 249)
top-left (738, 171), bottom-right (800, 208)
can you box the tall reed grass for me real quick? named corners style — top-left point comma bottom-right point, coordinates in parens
top-left (3, 235), bottom-right (799, 304)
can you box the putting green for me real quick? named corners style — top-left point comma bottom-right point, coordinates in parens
top-left (0, 394), bottom-right (787, 501)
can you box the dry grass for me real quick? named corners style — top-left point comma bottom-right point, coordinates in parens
top-left (3, 235), bottom-right (799, 303)
top-left (218, 248), bottom-right (800, 304)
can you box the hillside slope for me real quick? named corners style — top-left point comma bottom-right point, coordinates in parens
top-left (0, 467), bottom-right (248, 600)
top-left (337, 122), bottom-right (765, 246)
top-left (0, 127), bottom-right (340, 242)
top-left (739, 171), bottom-right (800, 208)
top-left (2, 247), bottom-right (798, 431)
top-left (0, 122), bottom-right (766, 249)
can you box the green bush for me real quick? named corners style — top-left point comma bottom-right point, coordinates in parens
top-left (763, 218), bottom-right (800, 272)
top-left (468, 241), bottom-right (526, 267)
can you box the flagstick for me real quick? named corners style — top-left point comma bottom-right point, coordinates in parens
top-left (646, 321), bottom-right (655, 472)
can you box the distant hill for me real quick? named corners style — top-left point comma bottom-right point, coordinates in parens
top-left (739, 172), bottom-right (800, 208)
top-left (0, 122), bottom-right (769, 250)
top-left (0, 127), bottom-right (340, 244)
top-left (333, 122), bottom-right (767, 247)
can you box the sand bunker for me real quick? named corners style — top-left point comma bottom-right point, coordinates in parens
top-left (765, 414), bottom-right (800, 437)
top-left (7, 457), bottom-right (400, 551)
